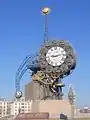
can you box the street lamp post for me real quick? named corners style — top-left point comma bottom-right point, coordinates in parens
top-left (68, 85), bottom-right (75, 120)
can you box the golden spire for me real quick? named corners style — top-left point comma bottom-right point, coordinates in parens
top-left (42, 7), bottom-right (51, 15)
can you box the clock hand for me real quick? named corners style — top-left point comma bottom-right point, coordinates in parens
top-left (51, 55), bottom-right (58, 57)
top-left (51, 54), bottom-right (63, 57)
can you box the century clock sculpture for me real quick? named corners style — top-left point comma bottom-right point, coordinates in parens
top-left (15, 7), bottom-right (76, 100)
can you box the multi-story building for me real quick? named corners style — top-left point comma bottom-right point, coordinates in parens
top-left (0, 99), bottom-right (11, 118)
top-left (11, 96), bottom-right (32, 116)
top-left (0, 97), bottom-right (32, 118)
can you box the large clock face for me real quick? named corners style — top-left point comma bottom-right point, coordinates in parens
top-left (46, 47), bottom-right (66, 66)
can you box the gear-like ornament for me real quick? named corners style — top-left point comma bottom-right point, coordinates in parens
top-left (39, 40), bottom-right (76, 79)
top-left (32, 70), bottom-right (54, 85)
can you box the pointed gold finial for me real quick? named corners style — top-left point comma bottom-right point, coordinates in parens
top-left (42, 7), bottom-right (51, 15)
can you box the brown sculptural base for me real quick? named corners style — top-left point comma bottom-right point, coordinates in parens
top-left (15, 112), bottom-right (49, 120)
top-left (15, 100), bottom-right (72, 120)
top-left (31, 99), bottom-right (71, 119)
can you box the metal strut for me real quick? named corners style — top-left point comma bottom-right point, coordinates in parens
top-left (44, 14), bottom-right (48, 42)
top-left (16, 66), bottom-right (28, 92)
top-left (15, 55), bottom-right (31, 92)
top-left (42, 7), bottom-right (51, 43)
top-left (16, 55), bottom-right (31, 76)
top-left (15, 53), bottom-right (39, 95)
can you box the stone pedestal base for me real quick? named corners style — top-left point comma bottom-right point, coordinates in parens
top-left (32, 99), bottom-right (71, 118)
top-left (15, 113), bottom-right (49, 120)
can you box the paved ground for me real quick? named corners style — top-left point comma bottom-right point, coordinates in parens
top-left (49, 118), bottom-right (90, 120)
top-left (74, 118), bottom-right (90, 120)
top-left (1, 117), bottom-right (90, 120)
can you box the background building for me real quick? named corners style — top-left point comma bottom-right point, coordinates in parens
top-left (0, 99), bottom-right (11, 118)
top-left (0, 97), bottom-right (32, 118)
top-left (11, 96), bottom-right (32, 116)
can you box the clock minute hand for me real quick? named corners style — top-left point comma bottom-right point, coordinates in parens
top-left (51, 54), bottom-right (62, 57)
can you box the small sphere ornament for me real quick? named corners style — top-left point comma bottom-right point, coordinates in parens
top-left (42, 7), bottom-right (51, 15)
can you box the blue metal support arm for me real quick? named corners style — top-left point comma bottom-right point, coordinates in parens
top-left (15, 66), bottom-right (28, 92)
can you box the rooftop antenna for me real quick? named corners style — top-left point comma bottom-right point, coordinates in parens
top-left (42, 7), bottom-right (51, 43)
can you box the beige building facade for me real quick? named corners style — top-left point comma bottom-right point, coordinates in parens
top-left (25, 81), bottom-right (44, 101)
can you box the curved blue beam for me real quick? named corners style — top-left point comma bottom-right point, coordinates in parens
top-left (16, 55), bottom-right (31, 76)
top-left (15, 54), bottom-right (40, 93)
top-left (15, 66), bottom-right (28, 92)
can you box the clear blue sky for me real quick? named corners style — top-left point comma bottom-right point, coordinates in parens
top-left (0, 0), bottom-right (90, 107)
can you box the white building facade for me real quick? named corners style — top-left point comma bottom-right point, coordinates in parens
top-left (11, 97), bottom-right (32, 115)
top-left (0, 97), bottom-right (32, 118)
top-left (0, 99), bottom-right (11, 118)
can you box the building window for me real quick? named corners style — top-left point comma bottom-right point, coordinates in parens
top-left (21, 103), bottom-right (24, 105)
top-left (28, 109), bottom-right (31, 111)
top-left (21, 109), bottom-right (24, 113)
top-left (21, 106), bottom-right (24, 108)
